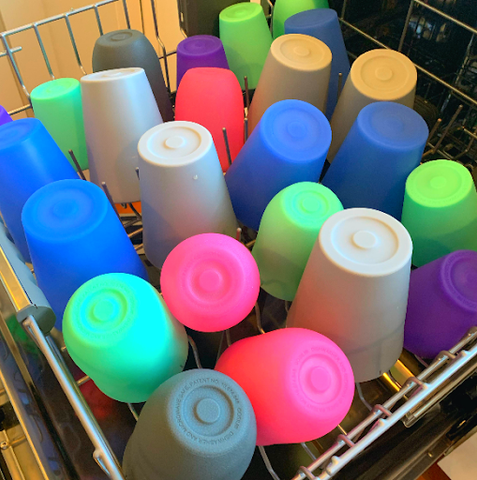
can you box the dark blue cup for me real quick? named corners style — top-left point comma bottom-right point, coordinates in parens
top-left (322, 101), bottom-right (429, 219)
top-left (22, 179), bottom-right (148, 329)
top-left (0, 118), bottom-right (77, 262)
top-left (225, 99), bottom-right (332, 230)
top-left (285, 8), bottom-right (350, 119)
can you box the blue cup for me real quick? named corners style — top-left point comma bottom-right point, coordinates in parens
top-left (0, 118), bottom-right (78, 262)
top-left (225, 99), bottom-right (331, 230)
top-left (0, 106), bottom-right (12, 126)
top-left (22, 179), bottom-right (148, 329)
top-left (322, 102), bottom-right (429, 220)
top-left (285, 9), bottom-right (350, 120)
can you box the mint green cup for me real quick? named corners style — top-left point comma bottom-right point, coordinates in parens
top-left (252, 182), bottom-right (343, 300)
top-left (31, 78), bottom-right (88, 171)
top-left (63, 273), bottom-right (189, 403)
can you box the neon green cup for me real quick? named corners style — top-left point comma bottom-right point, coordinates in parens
top-left (252, 182), bottom-right (343, 301)
top-left (402, 160), bottom-right (477, 267)
top-left (31, 78), bottom-right (88, 171)
top-left (272, 0), bottom-right (330, 38)
top-left (63, 273), bottom-right (189, 403)
top-left (219, 3), bottom-right (272, 89)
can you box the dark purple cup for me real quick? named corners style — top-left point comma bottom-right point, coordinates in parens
top-left (404, 250), bottom-right (477, 358)
top-left (176, 35), bottom-right (229, 87)
top-left (0, 106), bottom-right (12, 126)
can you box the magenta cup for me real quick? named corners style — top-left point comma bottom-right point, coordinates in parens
top-left (404, 250), bottom-right (477, 359)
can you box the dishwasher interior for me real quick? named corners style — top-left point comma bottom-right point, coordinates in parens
top-left (1, 0), bottom-right (477, 479)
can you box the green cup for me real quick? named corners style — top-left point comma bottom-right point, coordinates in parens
top-left (252, 182), bottom-right (343, 301)
top-left (272, 0), bottom-right (329, 38)
top-left (63, 273), bottom-right (189, 403)
top-left (219, 2), bottom-right (272, 89)
top-left (402, 160), bottom-right (477, 267)
top-left (31, 78), bottom-right (88, 171)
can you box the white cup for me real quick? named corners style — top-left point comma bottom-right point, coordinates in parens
top-left (138, 121), bottom-right (238, 268)
top-left (81, 68), bottom-right (162, 203)
top-left (287, 207), bottom-right (413, 382)
top-left (328, 49), bottom-right (417, 162)
top-left (248, 34), bottom-right (332, 133)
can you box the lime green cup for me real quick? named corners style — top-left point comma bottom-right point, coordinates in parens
top-left (252, 182), bottom-right (343, 301)
top-left (219, 3), bottom-right (273, 89)
top-left (402, 160), bottom-right (477, 267)
top-left (63, 273), bottom-right (189, 403)
top-left (31, 78), bottom-right (88, 171)
top-left (272, 0), bottom-right (330, 39)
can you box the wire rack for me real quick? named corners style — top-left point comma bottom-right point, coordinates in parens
top-left (1, 1), bottom-right (477, 479)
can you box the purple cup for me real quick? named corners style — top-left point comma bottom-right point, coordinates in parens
top-left (0, 106), bottom-right (12, 126)
top-left (404, 250), bottom-right (477, 358)
top-left (176, 35), bottom-right (229, 86)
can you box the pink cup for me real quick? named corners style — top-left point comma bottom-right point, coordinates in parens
top-left (160, 233), bottom-right (260, 332)
top-left (215, 328), bottom-right (355, 446)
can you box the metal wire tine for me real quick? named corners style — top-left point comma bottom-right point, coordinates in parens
top-left (255, 302), bottom-right (265, 334)
top-left (337, 72), bottom-right (343, 102)
top-left (340, 0), bottom-right (348, 19)
top-left (373, 404), bottom-right (392, 417)
top-left (101, 182), bottom-right (120, 219)
top-left (284, 300), bottom-right (290, 313)
top-left (0, 45), bottom-right (22, 59)
top-left (453, 125), bottom-right (477, 160)
top-left (94, 5), bottom-right (104, 36)
top-left (222, 127), bottom-right (233, 167)
top-left (76, 375), bottom-right (90, 387)
top-left (1, 34), bottom-right (30, 100)
top-left (235, 227), bottom-right (242, 242)
top-left (135, 167), bottom-right (140, 180)
top-left (33, 23), bottom-right (55, 79)
top-left (298, 466), bottom-right (317, 480)
top-left (244, 76), bottom-right (250, 113)
top-left (121, 0), bottom-right (131, 29)
top-left (150, 0), bottom-right (171, 92)
top-left (225, 329), bottom-right (232, 347)
top-left (64, 14), bottom-right (87, 75)
top-left (134, 243), bottom-right (144, 252)
top-left (355, 382), bottom-right (373, 411)
top-left (127, 403), bottom-right (139, 421)
top-left (188, 336), bottom-right (202, 369)
top-left (245, 238), bottom-right (256, 249)
top-left (398, 0), bottom-right (415, 52)
top-left (258, 446), bottom-right (282, 480)
top-left (127, 227), bottom-right (143, 239)
top-left (337, 433), bottom-right (355, 448)
top-left (301, 443), bottom-right (317, 461)
top-left (244, 117), bottom-right (249, 142)
top-left (432, 104), bottom-right (463, 153)
top-left (128, 202), bottom-right (142, 221)
top-left (68, 150), bottom-right (86, 180)
top-left (428, 117), bottom-right (442, 142)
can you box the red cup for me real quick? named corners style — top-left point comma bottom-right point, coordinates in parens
top-left (175, 67), bottom-right (244, 172)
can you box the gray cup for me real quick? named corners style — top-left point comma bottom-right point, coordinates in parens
top-left (123, 369), bottom-right (257, 480)
top-left (93, 29), bottom-right (173, 122)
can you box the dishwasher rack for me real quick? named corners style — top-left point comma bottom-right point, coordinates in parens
top-left (1, 1), bottom-right (477, 479)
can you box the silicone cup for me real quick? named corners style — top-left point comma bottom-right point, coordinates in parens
top-left (285, 8), bottom-right (350, 119)
top-left (287, 208), bottom-right (413, 382)
top-left (31, 78), bottom-right (89, 171)
top-left (92, 29), bottom-right (173, 121)
top-left (215, 328), bottom-right (354, 446)
top-left (63, 273), bottom-right (188, 403)
top-left (122, 369), bottom-right (257, 480)
top-left (252, 182), bottom-right (343, 301)
top-left (322, 102), bottom-right (429, 220)
top-left (138, 121), bottom-right (237, 268)
top-left (81, 68), bottom-right (163, 204)
top-left (0, 118), bottom-right (77, 262)
top-left (0, 105), bottom-right (12, 126)
top-left (225, 99), bottom-right (332, 230)
top-left (272, 0), bottom-right (329, 38)
top-left (401, 160), bottom-right (477, 267)
top-left (177, 35), bottom-right (229, 86)
top-left (175, 67), bottom-right (244, 171)
top-left (404, 250), bottom-right (477, 359)
top-left (21, 179), bottom-right (147, 329)
top-left (248, 34), bottom-right (332, 132)
top-left (328, 49), bottom-right (417, 162)
top-left (161, 233), bottom-right (260, 332)
top-left (219, 2), bottom-right (272, 89)
top-left (180, 0), bottom-right (249, 37)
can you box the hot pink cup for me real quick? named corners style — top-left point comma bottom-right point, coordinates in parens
top-left (160, 233), bottom-right (260, 332)
top-left (215, 328), bottom-right (355, 446)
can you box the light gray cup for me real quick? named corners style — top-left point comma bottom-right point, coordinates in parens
top-left (122, 369), bottom-right (257, 480)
